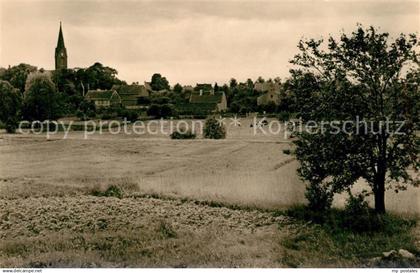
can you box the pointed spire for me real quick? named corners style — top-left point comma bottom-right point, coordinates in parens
top-left (56, 21), bottom-right (65, 50)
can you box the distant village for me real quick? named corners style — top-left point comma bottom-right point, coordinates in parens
top-left (53, 23), bottom-right (283, 114)
top-left (0, 23), bottom-right (289, 123)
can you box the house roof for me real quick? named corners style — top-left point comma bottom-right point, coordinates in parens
top-left (194, 83), bottom-right (213, 91)
top-left (113, 84), bottom-right (149, 97)
top-left (85, 89), bottom-right (117, 100)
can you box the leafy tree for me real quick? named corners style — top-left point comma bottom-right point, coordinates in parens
top-left (246, 78), bottom-right (254, 89)
top-left (214, 83), bottom-right (219, 92)
top-left (150, 73), bottom-right (170, 91)
top-left (1, 63), bottom-right (37, 94)
top-left (23, 72), bottom-right (63, 121)
top-left (257, 76), bottom-right (265, 83)
top-left (0, 81), bottom-right (22, 132)
top-left (173, 83), bottom-right (183, 93)
top-left (291, 25), bottom-right (419, 213)
top-left (76, 99), bottom-right (96, 120)
top-left (229, 78), bottom-right (238, 89)
top-left (76, 63), bottom-right (124, 91)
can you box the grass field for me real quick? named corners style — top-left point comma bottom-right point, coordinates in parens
top-left (0, 118), bottom-right (419, 267)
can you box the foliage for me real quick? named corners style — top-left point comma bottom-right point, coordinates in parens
top-left (78, 63), bottom-right (124, 91)
top-left (22, 72), bottom-right (63, 121)
top-left (117, 108), bottom-right (138, 122)
top-left (304, 181), bottom-right (334, 212)
top-left (150, 73), bottom-right (170, 91)
top-left (283, 204), bottom-right (416, 234)
top-left (170, 129), bottom-right (196, 139)
top-left (77, 99), bottom-right (96, 120)
top-left (278, 111), bottom-right (291, 122)
top-left (147, 103), bottom-right (177, 118)
top-left (173, 83), bottom-right (183, 93)
top-left (1, 63), bottom-right (37, 94)
top-left (281, 209), bottom-right (418, 267)
top-left (203, 116), bottom-right (226, 139)
top-left (0, 81), bottom-right (22, 133)
top-left (91, 185), bottom-right (123, 199)
top-left (290, 25), bottom-right (419, 213)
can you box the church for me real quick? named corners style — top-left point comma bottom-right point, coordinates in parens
top-left (55, 22), bottom-right (68, 70)
top-left (53, 23), bottom-right (151, 108)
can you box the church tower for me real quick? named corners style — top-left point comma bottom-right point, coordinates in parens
top-left (55, 22), bottom-right (68, 70)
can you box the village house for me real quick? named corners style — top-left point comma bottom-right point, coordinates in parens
top-left (85, 89), bottom-right (121, 108)
top-left (112, 84), bottom-right (149, 109)
top-left (189, 90), bottom-right (227, 112)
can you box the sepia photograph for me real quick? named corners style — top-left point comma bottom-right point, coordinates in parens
top-left (0, 0), bottom-right (419, 271)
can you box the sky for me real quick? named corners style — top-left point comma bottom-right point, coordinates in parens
top-left (0, 0), bottom-right (418, 85)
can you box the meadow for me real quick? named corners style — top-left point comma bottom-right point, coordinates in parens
top-left (0, 118), bottom-right (418, 267)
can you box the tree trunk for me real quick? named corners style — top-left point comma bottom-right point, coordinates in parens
top-left (374, 182), bottom-right (385, 214)
top-left (374, 165), bottom-right (386, 214)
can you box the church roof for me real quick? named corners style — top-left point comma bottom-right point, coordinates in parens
top-left (56, 22), bottom-right (66, 51)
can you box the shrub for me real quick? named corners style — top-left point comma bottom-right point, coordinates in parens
top-left (170, 129), bottom-right (196, 139)
top-left (304, 182), bottom-right (334, 212)
top-left (91, 185), bottom-right (123, 199)
top-left (147, 103), bottom-right (177, 118)
top-left (203, 116), bottom-right (226, 139)
top-left (160, 104), bottom-right (177, 118)
top-left (283, 149), bottom-right (291, 155)
top-left (278, 111), bottom-right (291, 122)
top-left (118, 108), bottom-right (138, 122)
top-left (285, 195), bottom-right (416, 234)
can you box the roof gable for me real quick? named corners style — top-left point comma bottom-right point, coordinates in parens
top-left (86, 89), bottom-right (119, 100)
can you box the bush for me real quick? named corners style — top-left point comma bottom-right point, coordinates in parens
top-left (285, 195), bottom-right (416, 234)
top-left (147, 103), bottom-right (177, 118)
top-left (283, 149), bottom-right (291, 155)
top-left (203, 116), bottom-right (226, 139)
top-left (91, 185), bottom-right (123, 199)
top-left (170, 129), bottom-right (196, 139)
top-left (118, 108), bottom-right (138, 122)
top-left (160, 104), bottom-right (177, 118)
top-left (278, 111), bottom-right (291, 122)
top-left (304, 182), bottom-right (334, 212)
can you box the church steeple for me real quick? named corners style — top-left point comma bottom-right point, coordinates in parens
top-left (55, 22), bottom-right (68, 70)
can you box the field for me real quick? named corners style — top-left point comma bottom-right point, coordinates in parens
top-left (0, 118), bottom-right (419, 267)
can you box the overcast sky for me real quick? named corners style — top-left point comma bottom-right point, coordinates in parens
top-left (0, 0), bottom-right (418, 85)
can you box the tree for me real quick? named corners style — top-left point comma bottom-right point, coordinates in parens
top-left (214, 83), bottom-right (219, 92)
top-left (1, 63), bottom-right (37, 94)
top-left (229, 78), bottom-right (238, 89)
top-left (0, 81), bottom-right (21, 132)
top-left (173, 83), bottom-right (183, 93)
top-left (75, 63), bottom-right (124, 92)
top-left (290, 25), bottom-right (419, 213)
top-left (150, 73), bottom-right (170, 91)
top-left (23, 72), bottom-right (63, 121)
